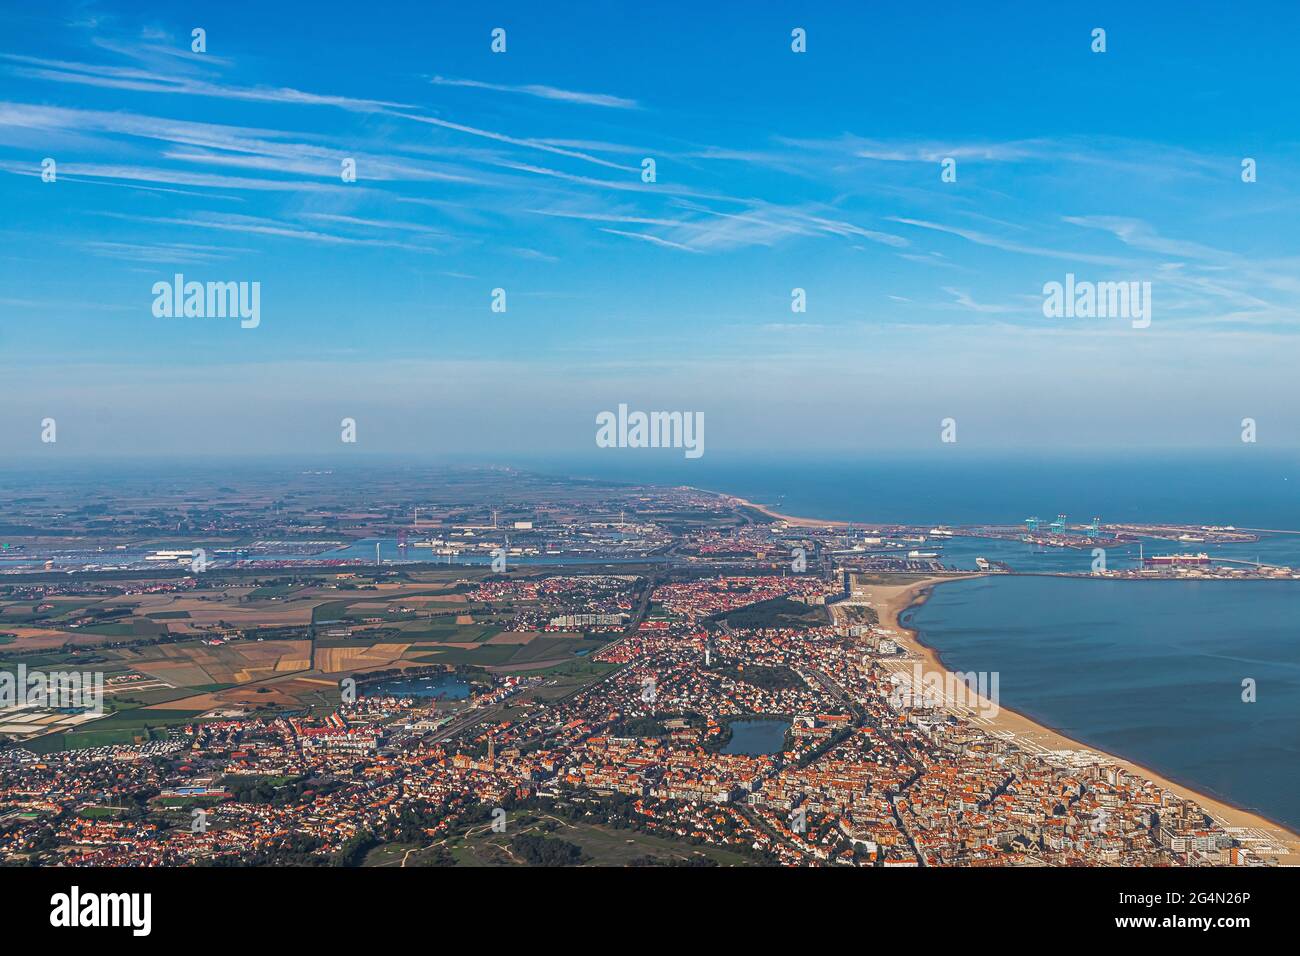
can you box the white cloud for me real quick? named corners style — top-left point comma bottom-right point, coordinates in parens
top-left (429, 76), bottom-right (639, 109)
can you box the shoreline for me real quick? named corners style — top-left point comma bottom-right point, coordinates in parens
top-left (702, 489), bottom-right (857, 529)
top-left (864, 574), bottom-right (1300, 865)
top-left (698, 484), bottom-right (1300, 861)
top-left (695, 486), bottom-right (1300, 538)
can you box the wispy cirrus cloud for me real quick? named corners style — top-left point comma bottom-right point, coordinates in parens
top-left (941, 287), bottom-right (1022, 314)
top-left (99, 211), bottom-right (444, 253)
top-left (1, 54), bottom-right (415, 112)
top-left (0, 159), bottom-right (343, 192)
top-left (81, 240), bottom-right (248, 264)
top-left (2, 13), bottom-right (1295, 336)
top-left (163, 148), bottom-right (491, 185)
top-left (1062, 215), bottom-right (1234, 262)
top-left (429, 75), bottom-right (639, 109)
top-left (890, 216), bottom-right (1134, 267)
top-left (525, 197), bottom-right (909, 254)
top-left (394, 112), bottom-right (636, 172)
top-left (600, 228), bottom-right (700, 252)
top-left (298, 212), bottom-right (450, 237)
top-left (850, 139), bottom-right (1048, 163)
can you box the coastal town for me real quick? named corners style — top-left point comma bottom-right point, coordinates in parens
top-left (2, 2), bottom-right (1291, 939)
top-left (1, 469), bottom-right (1295, 867)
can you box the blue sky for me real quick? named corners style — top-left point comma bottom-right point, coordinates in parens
top-left (1, 0), bottom-right (1298, 460)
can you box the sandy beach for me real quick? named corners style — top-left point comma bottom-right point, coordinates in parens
top-left (712, 491), bottom-right (856, 529)
top-left (855, 574), bottom-right (1300, 865)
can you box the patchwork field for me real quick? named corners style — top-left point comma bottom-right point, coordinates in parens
top-left (315, 642), bottom-right (417, 674)
top-left (144, 676), bottom-right (339, 714)
top-left (127, 640), bottom-right (312, 687)
top-left (2, 567), bottom-right (620, 749)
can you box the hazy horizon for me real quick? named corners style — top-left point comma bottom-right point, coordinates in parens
top-left (1, 450), bottom-right (1296, 530)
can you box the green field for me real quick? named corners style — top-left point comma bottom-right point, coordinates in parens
top-left (714, 596), bottom-right (827, 630)
top-left (408, 634), bottom-right (611, 670)
top-left (76, 806), bottom-right (125, 819)
top-left (412, 645), bottom-right (517, 666)
top-left (372, 812), bottom-right (755, 867)
top-left (394, 622), bottom-right (502, 642)
top-left (311, 600), bottom-right (352, 623)
top-left (72, 618), bottom-right (167, 638)
top-left (246, 584), bottom-right (303, 600)
top-left (520, 660), bottom-right (618, 701)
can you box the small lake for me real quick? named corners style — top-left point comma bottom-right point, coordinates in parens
top-left (722, 719), bottom-right (789, 755)
top-left (362, 674), bottom-right (470, 700)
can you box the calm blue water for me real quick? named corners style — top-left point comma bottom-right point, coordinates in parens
top-left (533, 453), bottom-right (1300, 529)
top-left (362, 674), bottom-right (470, 700)
top-left (907, 576), bottom-right (1300, 830)
top-left (722, 719), bottom-right (790, 755)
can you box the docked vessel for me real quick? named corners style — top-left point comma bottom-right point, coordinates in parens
top-left (1145, 552), bottom-right (1211, 566)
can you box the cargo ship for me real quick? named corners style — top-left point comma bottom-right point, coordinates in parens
top-left (1144, 552), bottom-right (1211, 566)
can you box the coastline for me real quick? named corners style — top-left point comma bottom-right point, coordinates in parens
top-left (695, 484), bottom-right (1300, 863)
top-left (705, 490), bottom-right (856, 529)
top-left (865, 574), bottom-right (1300, 865)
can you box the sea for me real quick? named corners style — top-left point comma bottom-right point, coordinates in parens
top-left (530, 451), bottom-right (1300, 529)
top-left (906, 576), bottom-right (1300, 831)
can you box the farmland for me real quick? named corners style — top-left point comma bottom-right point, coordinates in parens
top-left (0, 565), bottom-right (623, 751)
